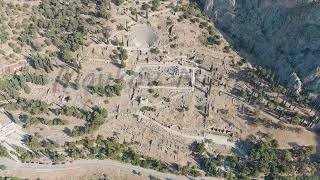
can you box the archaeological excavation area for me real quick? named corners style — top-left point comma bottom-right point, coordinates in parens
top-left (0, 0), bottom-right (319, 179)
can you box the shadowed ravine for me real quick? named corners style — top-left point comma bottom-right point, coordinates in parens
top-left (199, 0), bottom-right (320, 94)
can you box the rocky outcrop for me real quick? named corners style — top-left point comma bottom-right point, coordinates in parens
top-left (200, 0), bottom-right (320, 94)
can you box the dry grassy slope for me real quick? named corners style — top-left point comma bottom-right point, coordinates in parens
top-left (200, 0), bottom-right (320, 94)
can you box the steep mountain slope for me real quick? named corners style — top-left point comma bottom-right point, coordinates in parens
top-left (200, 0), bottom-right (320, 94)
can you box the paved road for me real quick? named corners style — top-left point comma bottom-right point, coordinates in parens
top-left (0, 158), bottom-right (219, 180)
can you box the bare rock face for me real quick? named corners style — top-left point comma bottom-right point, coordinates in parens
top-left (201, 0), bottom-right (320, 93)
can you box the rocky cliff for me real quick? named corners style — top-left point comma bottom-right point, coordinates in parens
top-left (200, 0), bottom-right (320, 94)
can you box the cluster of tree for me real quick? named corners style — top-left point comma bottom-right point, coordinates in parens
top-left (14, 146), bottom-right (34, 162)
top-left (55, 72), bottom-right (81, 89)
top-left (17, 132), bottom-right (318, 179)
top-left (53, 105), bottom-right (108, 137)
top-left (63, 136), bottom-right (204, 176)
top-left (193, 137), bottom-right (318, 179)
top-left (24, 134), bottom-right (43, 151)
top-left (88, 80), bottom-right (123, 97)
top-left (59, 48), bottom-right (82, 70)
top-left (53, 105), bottom-right (86, 119)
top-left (151, 0), bottom-right (160, 11)
top-left (122, 147), bottom-right (172, 173)
top-left (234, 137), bottom-right (316, 178)
top-left (22, 73), bottom-right (49, 85)
top-left (29, 54), bottom-right (54, 73)
top-left (96, 0), bottom-right (111, 19)
top-left (47, 151), bottom-right (66, 163)
top-left (110, 47), bottom-right (128, 68)
top-left (65, 32), bottom-right (85, 52)
top-left (251, 116), bottom-right (290, 131)
top-left (244, 67), bottom-right (319, 127)
top-left (142, 3), bottom-right (150, 18)
top-left (246, 66), bottom-right (304, 106)
top-left (23, 134), bottom-right (65, 163)
top-left (0, 146), bottom-right (9, 157)
top-left (70, 106), bottom-right (108, 137)
top-left (23, 115), bottom-right (68, 127)
top-left (25, 0), bottom-right (88, 50)
top-left (190, 142), bottom-right (225, 177)
top-left (115, 0), bottom-right (126, 6)
top-left (247, 66), bottom-right (276, 86)
top-left (150, 47), bottom-right (160, 54)
top-left (199, 34), bottom-right (221, 46)
top-left (199, 21), bottom-right (209, 28)
top-left (11, 134), bottom-right (204, 176)
top-left (0, 72), bottom-right (50, 100)
top-left (0, 75), bottom-right (30, 99)
top-left (3, 98), bottom-right (49, 115)
top-left (18, 0), bottom-right (129, 70)
top-left (223, 46), bottom-right (231, 53)
top-left (126, 69), bottom-right (135, 76)
top-left (176, 1), bottom-right (222, 48)
top-left (23, 116), bottom-right (42, 127)
top-left (118, 47), bottom-right (128, 60)
top-left (175, 0), bottom-right (204, 21)
top-left (202, 27), bottom-right (221, 47)
top-left (18, 0), bottom-right (90, 69)
top-left (129, 6), bottom-right (138, 20)
top-left (241, 87), bottom-right (318, 128)
top-left (147, 80), bottom-right (162, 86)
top-left (141, 106), bottom-right (156, 112)
top-left (0, 31), bottom-right (9, 44)
top-left (64, 136), bottom-right (174, 173)
top-left (8, 42), bottom-right (22, 54)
